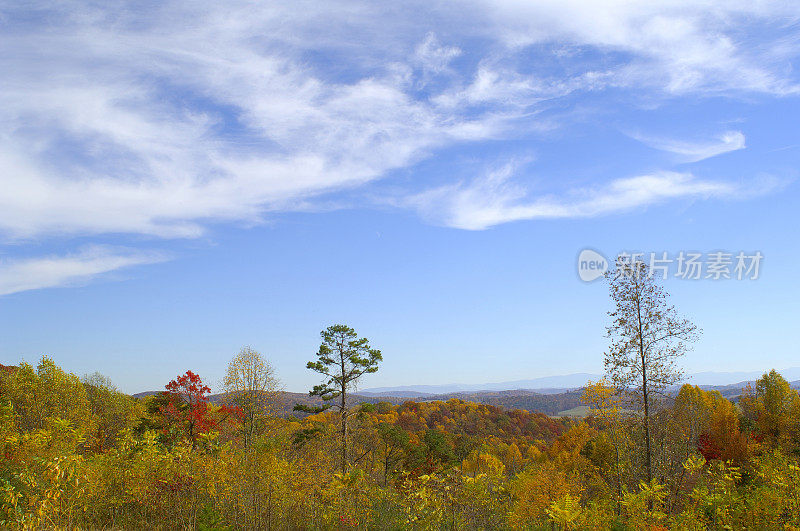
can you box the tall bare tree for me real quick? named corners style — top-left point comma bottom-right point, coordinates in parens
top-left (296, 324), bottom-right (382, 474)
top-left (224, 346), bottom-right (282, 448)
top-left (604, 256), bottom-right (699, 485)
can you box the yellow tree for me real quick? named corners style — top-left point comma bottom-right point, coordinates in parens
top-left (504, 443), bottom-right (523, 475)
top-left (672, 385), bottom-right (747, 461)
top-left (1, 357), bottom-right (91, 440)
top-left (740, 369), bottom-right (800, 447)
top-left (223, 346), bottom-right (282, 448)
top-left (510, 460), bottom-right (582, 527)
top-left (82, 372), bottom-right (140, 453)
top-left (221, 347), bottom-right (283, 528)
top-left (673, 385), bottom-right (716, 446)
top-left (583, 379), bottom-right (627, 512)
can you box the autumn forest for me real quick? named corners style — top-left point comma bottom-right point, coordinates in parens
top-left (3, 261), bottom-right (800, 529)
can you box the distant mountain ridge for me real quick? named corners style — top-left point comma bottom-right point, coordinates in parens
top-left (361, 368), bottom-right (800, 396)
top-left (360, 373), bottom-right (601, 396)
top-left (132, 377), bottom-right (800, 418)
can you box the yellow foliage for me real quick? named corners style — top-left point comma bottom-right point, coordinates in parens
top-left (509, 460), bottom-right (582, 527)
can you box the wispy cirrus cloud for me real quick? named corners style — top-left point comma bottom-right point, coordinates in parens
top-left (631, 130), bottom-right (747, 162)
top-left (0, 1), bottom-right (797, 242)
top-left (0, 1), bottom-right (798, 293)
top-left (406, 164), bottom-right (747, 230)
top-left (0, 247), bottom-right (167, 297)
top-left (414, 32), bottom-right (461, 75)
top-left (479, 0), bottom-right (800, 95)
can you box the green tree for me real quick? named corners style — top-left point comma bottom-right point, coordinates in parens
top-left (423, 428), bottom-right (456, 467)
top-left (296, 324), bottom-right (382, 473)
top-left (377, 422), bottom-right (409, 485)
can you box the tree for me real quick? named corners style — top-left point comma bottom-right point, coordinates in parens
top-left (161, 370), bottom-right (215, 447)
top-left (671, 384), bottom-right (744, 460)
top-left (296, 324), bottom-right (382, 474)
top-left (582, 380), bottom-right (627, 513)
top-left (604, 256), bottom-right (699, 485)
top-left (0, 356), bottom-right (91, 439)
top-left (510, 460), bottom-right (582, 527)
top-left (740, 369), bottom-right (800, 446)
top-left (377, 422), bottom-right (409, 485)
top-left (463, 451), bottom-right (505, 477)
top-left (423, 428), bottom-right (456, 469)
top-left (82, 372), bottom-right (139, 452)
top-left (223, 346), bottom-right (282, 448)
top-left (504, 443), bottom-right (524, 475)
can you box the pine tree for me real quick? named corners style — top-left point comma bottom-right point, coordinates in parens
top-left (296, 324), bottom-right (382, 474)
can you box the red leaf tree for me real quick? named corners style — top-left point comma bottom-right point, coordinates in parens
top-left (160, 370), bottom-right (216, 446)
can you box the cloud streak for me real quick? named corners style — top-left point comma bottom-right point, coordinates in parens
top-left (0, 247), bottom-right (168, 296)
top-left (631, 131), bottom-right (747, 162)
top-left (407, 166), bottom-right (741, 230)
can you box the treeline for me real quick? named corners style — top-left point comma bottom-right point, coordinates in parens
top-left (0, 353), bottom-right (569, 529)
top-left (4, 355), bottom-right (800, 528)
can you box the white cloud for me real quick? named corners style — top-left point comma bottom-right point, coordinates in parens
top-left (0, 247), bottom-right (167, 296)
top-left (0, 1), bottom-right (796, 243)
top-left (631, 131), bottom-right (747, 162)
top-left (0, 10), bottom-right (511, 240)
top-left (407, 165), bottom-right (740, 230)
top-left (476, 0), bottom-right (800, 95)
top-left (414, 32), bottom-right (461, 74)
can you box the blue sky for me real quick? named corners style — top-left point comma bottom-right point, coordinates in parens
top-left (1, 1), bottom-right (799, 393)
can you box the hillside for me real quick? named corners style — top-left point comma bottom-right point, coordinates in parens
top-left (131, 383), bottom-right (774, 419)
top-left (134, 388), bottom-right (585, 417)
top-left (134, 380), bottom-right (788, 419)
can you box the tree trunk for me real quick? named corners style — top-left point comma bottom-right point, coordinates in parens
top-left (610, 421), bottom-right (623, 516)
top-left (635, 289), bottom-right (653, 516)
top-left (341, 404), bottom-right (347, 475)
top-left (638, 301), bottom-right (653, 485)
top-left (340, 346), bottom-right (348, 475)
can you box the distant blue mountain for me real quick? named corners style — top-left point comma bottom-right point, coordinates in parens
top-left (361, 368), bottom-right (800, 396)
top-left (686, 368), bottom-right (800, 386)
top-left (360, 373), bottom-right (602, 396)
